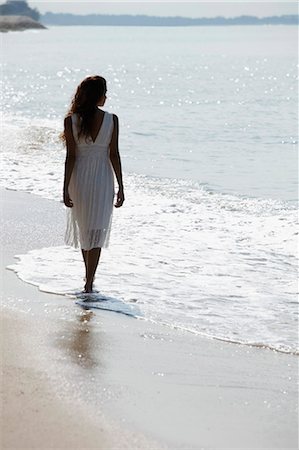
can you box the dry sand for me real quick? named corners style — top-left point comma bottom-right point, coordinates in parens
top-left (0, 188), bottom-right (298, 449)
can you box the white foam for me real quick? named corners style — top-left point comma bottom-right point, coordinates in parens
top-left (7, 179), bottom-right (298, 353)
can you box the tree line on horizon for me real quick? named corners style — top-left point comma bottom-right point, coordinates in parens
top-left (0, 0), bottom-right (39, 20)
top-left (41, 12), bottom-right (297, 26)
top-left (0, 1), bottom-right (297, 26)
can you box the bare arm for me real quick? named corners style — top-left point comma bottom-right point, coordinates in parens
top-left (110, 114), bottom-right (124, 208)
top-left (63, 116), bottom-right (76, 207)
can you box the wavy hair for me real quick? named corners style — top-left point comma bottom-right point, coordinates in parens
top-left (60, 75), bottom-right (107, 143)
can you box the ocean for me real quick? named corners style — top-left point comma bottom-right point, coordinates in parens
top-left (1, 25), bottom-right (298, 353)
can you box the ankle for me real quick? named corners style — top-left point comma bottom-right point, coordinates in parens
top-left (84, 280), bottom-right (93, 292)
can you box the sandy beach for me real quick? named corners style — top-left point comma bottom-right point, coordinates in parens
top-left (1, 311), bottom-right (146, 449)
top-left (0, 187), bottom-right (298, 449)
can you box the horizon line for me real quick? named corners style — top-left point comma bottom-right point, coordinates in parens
top-left (41, 12), bottom-right (298, 19)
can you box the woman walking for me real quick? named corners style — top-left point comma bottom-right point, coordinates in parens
top-left (62, 75), bottom-right (124, 293)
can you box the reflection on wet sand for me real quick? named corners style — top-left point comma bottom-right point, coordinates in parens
top-left (55, 307), bottom-right (101, 370)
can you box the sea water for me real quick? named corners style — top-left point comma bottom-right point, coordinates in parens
top-left (1, 26), bottom-right (298, 353)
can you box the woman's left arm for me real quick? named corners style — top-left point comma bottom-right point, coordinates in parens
top-left (110, 114), bottom-right (125, 208)
top-left (63, 116), bottom-right (76, 207)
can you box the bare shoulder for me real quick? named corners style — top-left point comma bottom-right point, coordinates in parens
top-left (64, 114), bottom-right (73, 130)
top-left (112, 113), bottom-right (119, 124)
top-left (111, 114), bottom-right (119, 137)
top-left (64, 114), bottom-right (76, 144)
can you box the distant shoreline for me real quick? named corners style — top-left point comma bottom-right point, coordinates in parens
top-left (0, 15), bottom-right (46, 32)
top-left (0, 13), bottom-right (297, 30)
top-left (41, 13), bottom-right (298, 27)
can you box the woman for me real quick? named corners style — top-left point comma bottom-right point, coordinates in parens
top-left (62, 75), bottom-right (124, 293)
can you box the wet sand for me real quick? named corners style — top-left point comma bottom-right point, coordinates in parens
top-left (1, 310), bottom-right (161, 449)
top-left (0, 187), bottom-right (298, 449)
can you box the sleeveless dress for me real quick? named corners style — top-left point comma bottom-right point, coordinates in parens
top-left (65, 110), bottom-right (115, 250)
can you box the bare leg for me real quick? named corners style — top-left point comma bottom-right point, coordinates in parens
top-left (84, 247), bottom-right (101, 293)
top-left (81, 249), bottom-right (88, 281)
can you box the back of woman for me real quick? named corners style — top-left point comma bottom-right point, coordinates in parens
top-left (62, 75), bottom-right (124, 293)
top-left (66, 110), bottom-right (115, 251)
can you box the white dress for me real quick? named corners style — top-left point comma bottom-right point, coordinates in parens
top-left (65, 110), bottom-right (115, 250)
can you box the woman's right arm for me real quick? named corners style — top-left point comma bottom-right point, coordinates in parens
top-left (63, 116), bottom-right (76, 208)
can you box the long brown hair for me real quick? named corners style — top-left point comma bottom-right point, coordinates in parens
top-left (61, 75), bottom-right (107, 143)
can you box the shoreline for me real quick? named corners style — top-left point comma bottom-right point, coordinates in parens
top-left (0, 187), bottom-right (163, 449)
top-left (1, 187), bottom-right (298, 449)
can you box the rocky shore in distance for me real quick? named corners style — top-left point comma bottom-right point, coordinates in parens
top-left (0, 15), bottom-right (46, 32)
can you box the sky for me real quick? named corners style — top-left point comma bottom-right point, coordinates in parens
top-left (26, 1), bottom-right (298, 18)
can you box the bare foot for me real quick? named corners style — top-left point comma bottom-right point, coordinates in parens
top-left (83, 275), bottom-right (96, 293)
top-left (84, 282), bottom-right (93, 293)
